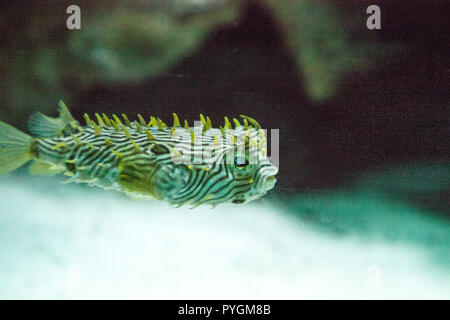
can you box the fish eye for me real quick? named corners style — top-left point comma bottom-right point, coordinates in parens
top-left (234, 156), bottom-right (249, 168)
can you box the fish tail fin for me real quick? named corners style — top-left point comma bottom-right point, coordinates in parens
top-left (28, 100), bottom-right (79, 138)
top-left (0, 121), bottom-right (36, 175)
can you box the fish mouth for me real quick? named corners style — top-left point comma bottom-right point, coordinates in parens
top-left (257, 165), bottom-right (278, 193)
top-left (264, 176), bottom-right (277, 191)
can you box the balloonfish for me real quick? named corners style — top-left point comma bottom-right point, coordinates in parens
top-left (0, 101), bottom-right (278, 207)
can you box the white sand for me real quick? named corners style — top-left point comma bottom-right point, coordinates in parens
top-left (0, 174), bottom-right (448, 299)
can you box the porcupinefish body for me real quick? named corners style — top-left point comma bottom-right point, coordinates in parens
top-left (0, 101), bottom-right (278, 207)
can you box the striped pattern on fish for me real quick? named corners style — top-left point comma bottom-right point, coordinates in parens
top-left (0, 101), bottom-right (278, 207)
